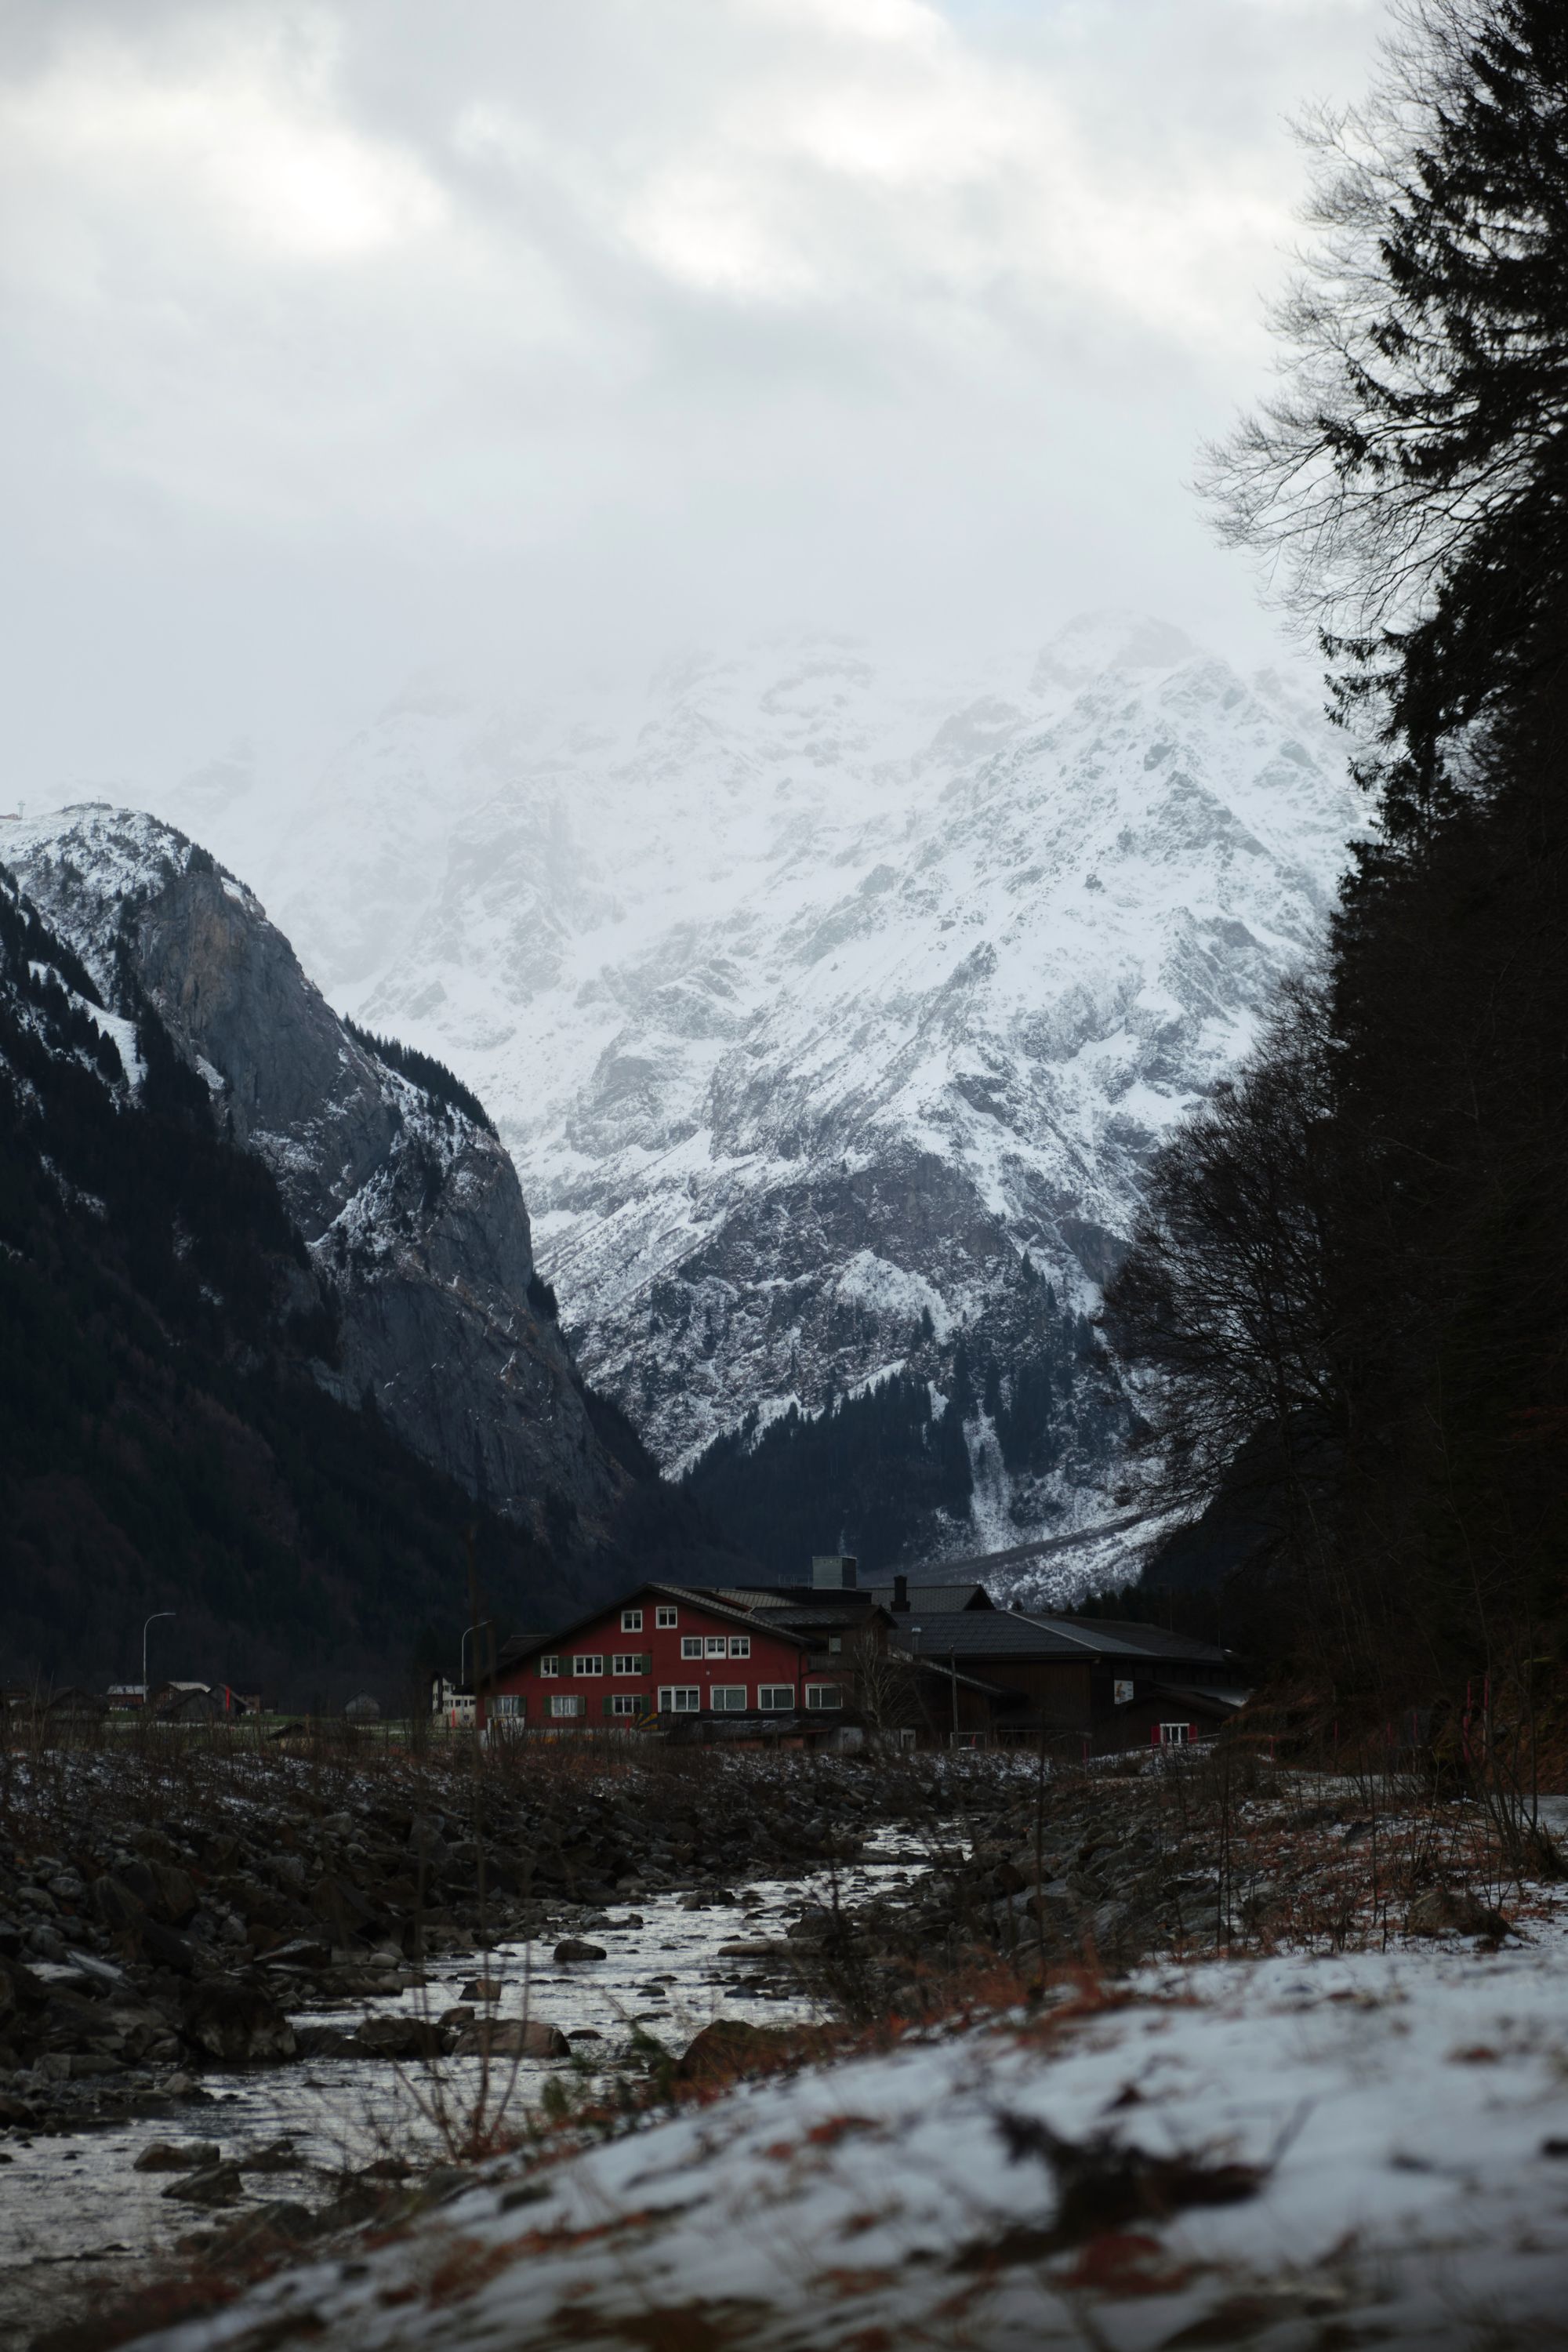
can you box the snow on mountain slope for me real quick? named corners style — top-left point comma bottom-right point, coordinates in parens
top-left (153, 615), bottom-right (1363, 1573)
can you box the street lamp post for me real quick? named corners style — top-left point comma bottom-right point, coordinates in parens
top-left (460, 1622), bottom-right (487, 1690)
top-left (143, 1612), bottom-right (174, 1704)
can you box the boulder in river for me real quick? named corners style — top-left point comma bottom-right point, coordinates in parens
top-left (182, 1979), bottom-right (297, 2065)
top-left (162, 2161), bottom-right (245, 2207)
top-left (452, 2018), bottom-right (570, 2059)
top-left (350, 2014), bottom-right (449, 2060)
top-left (553, 1939), bottom-right (606, 1963)
top-left (134, 2141), bottom-right (221, 2172)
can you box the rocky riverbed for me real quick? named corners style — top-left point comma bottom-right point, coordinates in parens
top-left (4, 1737), bottom-right (1544, 2350)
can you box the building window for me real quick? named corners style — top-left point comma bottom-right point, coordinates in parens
top-left (1112, 1679), bottom-right (1134, 1707)
top-left (611, 1693), bottom-right (648, 1719)
top-left (494, 1693), bottom-right (523, 1719)
top-left (711, 1686), bottom-right (748, 1711)
top-left (549, 1693), bottom-right (584, 1719)
top-left (621, 1607), bottom-right (644, 1632)
top-left (827, 1635), bottom-right (843, 1654)
top-left (757, 1686), bottom-right (795, 1711)
top-left (705, 1635), bottom-right (728, 1657)
top-left (805, 1683), bottom-right (844, 1710)
top-left (656, 1605), bottom-right (678, 1628)
top-left (612, 1653), bottom-right (646, 1676)
top-left (681, 1635), bottom-right (703, 1660)
top-left (658, 1686), bottom-right (701, 1713)
top-left (1158, 1722), bottom-right (1192, 1747)
top-left (572, 1653), bottom-right (604, 1676)
top-left (539, 1655), bottom-right (560, 1678)
top-left (728, 1635), bottom-right (750, 1657)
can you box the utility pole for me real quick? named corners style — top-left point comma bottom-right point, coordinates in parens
top-left (142, 1612), bottom-right (174, 1703)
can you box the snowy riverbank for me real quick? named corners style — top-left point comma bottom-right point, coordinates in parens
top-left (114, 1890), bottom-right (1568, 2352)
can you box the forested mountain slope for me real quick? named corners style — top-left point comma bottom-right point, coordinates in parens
top-left (0, 822), bottom-right (736, 1697)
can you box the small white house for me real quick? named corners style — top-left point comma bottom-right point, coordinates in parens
top-left (430, 1676), bottom-right (476, 1728)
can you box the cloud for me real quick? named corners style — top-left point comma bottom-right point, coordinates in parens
top-left (0, 0), bottom-right (1387, 787)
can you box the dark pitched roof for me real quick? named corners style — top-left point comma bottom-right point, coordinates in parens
top-left (888, 1613), bottom-right (1108, 1661)
top-left (863, 1583), bottom-right (996, 1613)
top-left (713, 1585), bottom-right (881, 1613)
top-left (888, 1612), bottom-right (1232, 1668)
top-left (1062, 1618), bottom-right (1229, 1665)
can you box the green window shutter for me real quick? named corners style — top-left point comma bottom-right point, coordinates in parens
top-left (641, 1653), bottom-right (652, 1675)
top-left (603, 1693), bottom-right (615, 1720)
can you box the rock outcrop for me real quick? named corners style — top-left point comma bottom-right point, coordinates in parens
top-left (8, 804), bottom-right (625, 1538)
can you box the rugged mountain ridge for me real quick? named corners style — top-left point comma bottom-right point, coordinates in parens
top-left (0, 852), bottom-right (611, 1699)
top-left (152, 615), bottom-right (1362, 1588)
top-left (6, 807), bottom-right (646, 1559)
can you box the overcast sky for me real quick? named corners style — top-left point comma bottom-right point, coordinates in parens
top-left (0, 0), bottom-right (1386, 798)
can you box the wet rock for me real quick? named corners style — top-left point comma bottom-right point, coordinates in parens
top-left (182, 1980), bottom-right (297, 2065)
top-left (459, 1976), bottom-right (503, 2002)
top-left (674, 2019), bottom-right (806, 2084)
top-left (553, 1939), bottom-right (606, 1963)
top-left (452, 2017), bottom-right (570, 2059)
top-left (162, 2161), bottom-right (245, 2207)
top-left (205, 2198), bottom-right (316, 2256)
top-left (349, 2014), bottom-right (449, 2060)
top-left (134, 2140), bottom-right (222, 2172)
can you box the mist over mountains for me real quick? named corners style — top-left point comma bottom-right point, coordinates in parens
top-left (147, 614), bottom-right (1359, 1591)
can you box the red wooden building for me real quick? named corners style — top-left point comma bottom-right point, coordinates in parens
top-left (485, 1583), bottom-right (851, 1731)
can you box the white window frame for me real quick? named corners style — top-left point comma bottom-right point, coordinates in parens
top-left (757, 1686), bottom-right (795, 1712)
top-left (612, 1653), bottom-right (645, 1677)
top-left (705, 1635), bottom-right (728, 1657)
top-left (572, 1653), bottom-right (604, 1676)
top-left (656, 1604), bottom-right (678, 1628)
top-left (549, 1693), bottom-right (584, 1719)
top-left (658, 1686), bottom-right (701, 1713)
top-left (539, 1654), bottom-right (560, 1678)
top-left (805, 1682), bottom-right (844, 1711)
top-left (1159, 1721), bottom-right (1192, 1747)
top-left (493, 1693), bottom-right (523, 1719)
top-left (711, 1685), bottom-right (748, 1711)
top-left (621, 1607), bottom-right (644, 1632)
top-left (681, 1635), bottom-right (703, 1660)
top-left (728, 1635), bottom-right (750, 1658)
top-left (611, 1693), bottom-right (648, 1719)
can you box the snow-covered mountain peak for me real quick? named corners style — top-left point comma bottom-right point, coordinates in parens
top-left (134, 616), bottom-right (1363, 1576)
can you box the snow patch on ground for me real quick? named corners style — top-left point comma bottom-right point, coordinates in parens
top-left (131, 1902), bottom-right (1568, 2352)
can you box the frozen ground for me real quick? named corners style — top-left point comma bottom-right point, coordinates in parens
top-left (124, 1890), bottom-right (1568, 2352)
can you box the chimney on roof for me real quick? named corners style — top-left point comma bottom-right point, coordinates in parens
top-left (891, 1573), bottom-right (909, 1613)
top-left (811, 1554), bottom-right (858, 1589)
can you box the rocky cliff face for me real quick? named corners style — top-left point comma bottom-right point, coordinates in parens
top-left (7, 806), bottom-right (626, 1541)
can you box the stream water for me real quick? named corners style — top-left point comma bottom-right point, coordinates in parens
top-left (0, 1835), bottom-right (938, 2347)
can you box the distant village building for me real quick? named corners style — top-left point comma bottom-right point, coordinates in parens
top-left (482, 1564), bottom-right (1247, 1749)
top-left (430, 1677), bottom-right (477, 1728)
top-left (477, 1570), bottom-right (1247, 1751)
